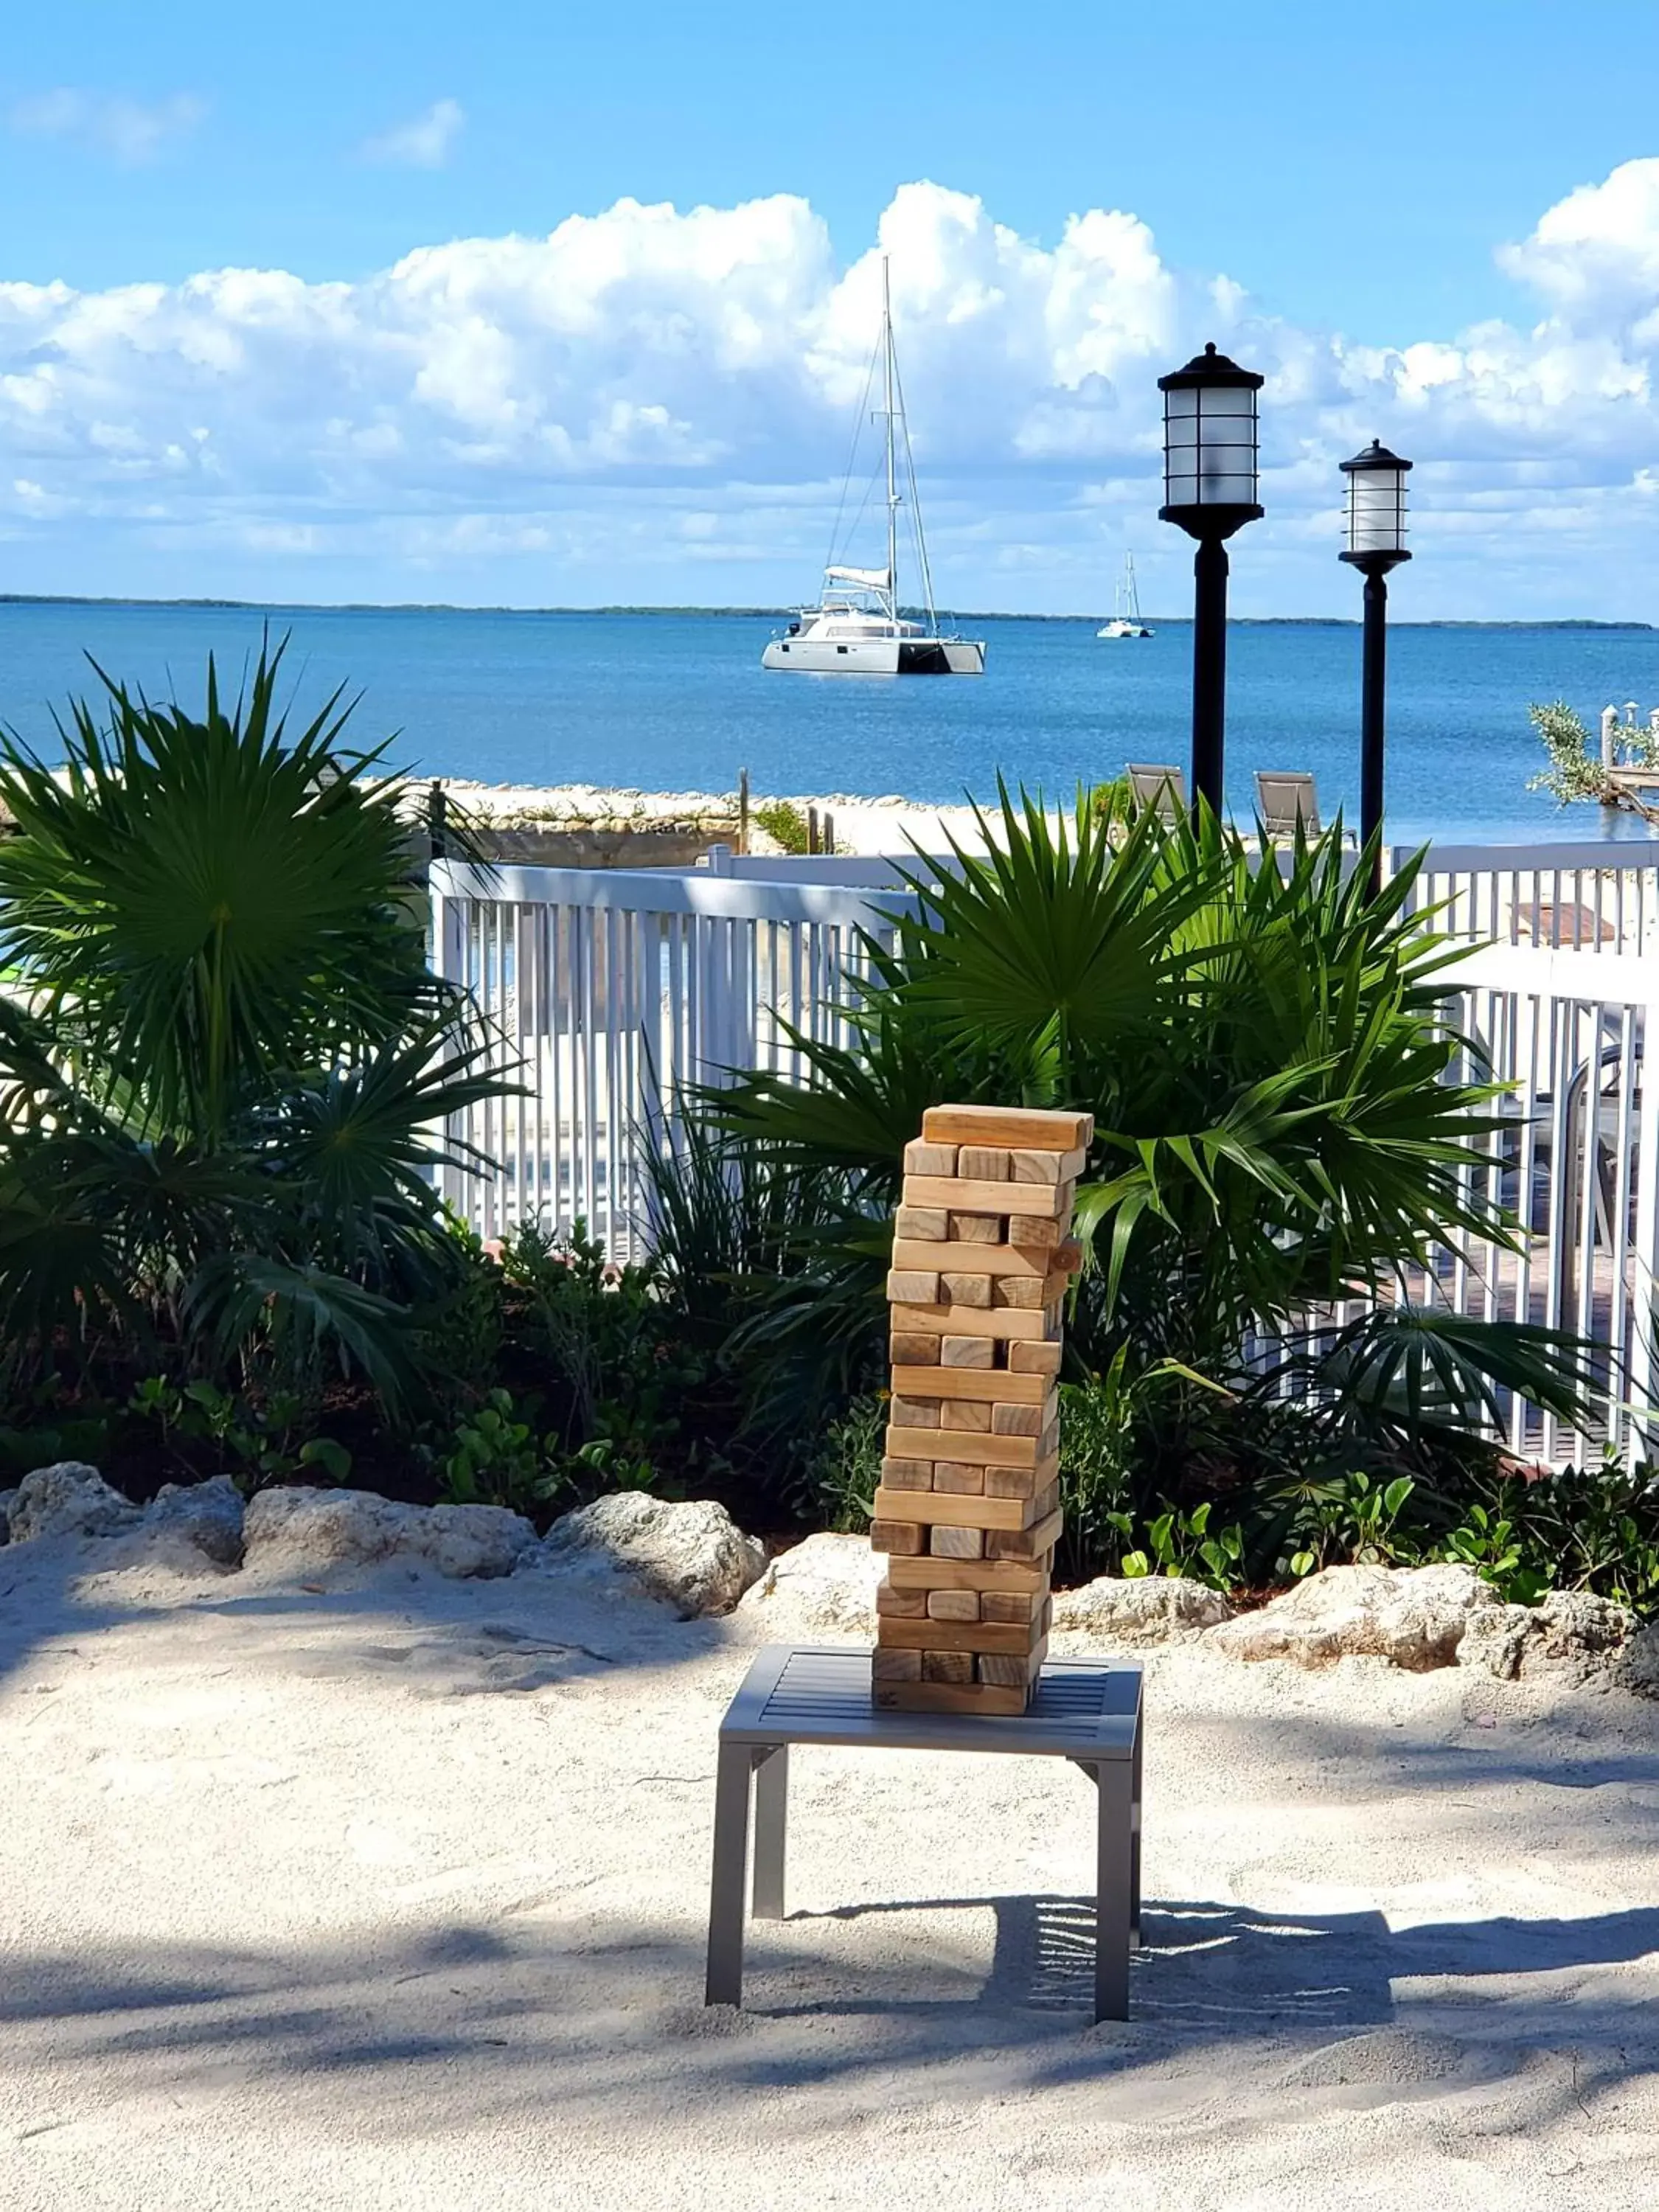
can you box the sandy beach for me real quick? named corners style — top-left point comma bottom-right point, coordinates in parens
top-left (4, 1522), bottom-right (1657, 2212)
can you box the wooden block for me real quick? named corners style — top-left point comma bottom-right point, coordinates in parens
top-left (879, 1613), bottom-right (1047, 1658)
top-left (888, 1554), bottom-right (1048, 1593)
top-left (940, 1271), bottom-right (993, 1310)
top-left (876, 1582), bottom-right (928, 1618)
top-left (947, 1211), bottom-right (1002, 1244)
top-left (889, 1304), bottom-right (1051, 1343)
top-left (874, 1679), bottom-right (1029, 1716)
top-left (891, 1329), bottom-right (939, 1366)
top-left (872, 1646), bottom-right (922, 1681)
top-left (940, 1399), bottom-right (992, 1432)
top-left (922, 1650), bottom-right (975, 1683)
top-left (903, 1138), bottom-right (958, 1175)
top-left (1009, 1145), bottom-right (1089, 1184)
top-left (985, 1454), bottom-right (1060, 1500)
top-left (891, 1238), bottom-right (1063, 1280)
top-left (873, 1484), bottom-right (1025, 1531)
top-left (1007, 1338), bottom-right (1063, 1374)
top-left (1007, 1211), bottom-right (1068, 1253)
top-left (887, 1268), bottom-right (940, 1305)
top-left (890, 1397), bottom-right (939, 1428)
top-left (929, 1523), bottom-right (984, 1559)
top-left (927, 1589), bottom-right (980, 1622)
top-left (958, 1146), bottom-right (1010, 1183)
top-left (880, 1455), bottom-right (933, 1490)
top-left (905, 1176), bottom-right (1072, 1219)
top-left (980, 1588), bottom-right (1039, 1624)
top-left (921, 1105), bottom-right (1094, 1152)
top-left (976, 1638), bottom-right (1048, 1688)
top-left (994, 1272), bottom-right (1046, 1310)
top-left (883, 1427), bottom-right (1044, 1473)
top-left (891, 1365), bottom-right (1048, 1406)
top-left (870, 1519), bottom-right (925, 1555)
top-left (932, 1461), bottom-right (986, 1495)
top-left (940, 1335), bottom-right (996, 1368)
top-left (985, 1507), bottom-right (1062, 1561)
top-left (991, 1398), bottom-right (1047, 1437)
top-left (894, 1205), bottom-right (950, 1241)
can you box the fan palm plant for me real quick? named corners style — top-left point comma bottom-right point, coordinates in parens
top-left (709, 785), bottom-right (1593, 1454)
top-left (0, 639), bottom-right (507, 1402)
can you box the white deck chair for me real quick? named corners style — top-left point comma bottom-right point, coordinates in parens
top-left (1126, 762), bottom-right (1187, 823)
top-left (1253, 770), bottom-right (1321, 841)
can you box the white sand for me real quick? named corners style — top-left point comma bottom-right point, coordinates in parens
top-left (4, 1537), bottom-right (1658, 2211)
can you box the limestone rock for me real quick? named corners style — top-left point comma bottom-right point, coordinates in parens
top-left (1053, 1574), bottom-right (1234, 1645)
top-left (538, 1493), bottom-right (766, 1618)
top-left (1617, 1622), bottom-right (1659, 1700)
top-left (1206, 1563), bottom-right (1495, 1672)
top-left (142, 1477), bottom-right (247, 1568)
top-left (419, 1503), bottom-right (537, 1581)
top-left (0, 1489), bottom-right (16, 1544)
top-left (243, 1486), bottom-right (535, 1581)
top-left (736, 1533), bottom-right (881, 1635)
top-left (7, 1462), bottom-right (141, 1545)
top-left (1459, 1589), bottom-right (1635, 1685)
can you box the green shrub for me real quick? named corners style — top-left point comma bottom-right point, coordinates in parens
top-left (754, 799), bottom-right (812, 855)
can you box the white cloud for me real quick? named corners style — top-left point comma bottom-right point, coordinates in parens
top-left (361, 99), bottom-right (465, 170)
top-left (9, 88), bottom-right (204, 165)
top-left (8, 166), bottom-right (1659, 611)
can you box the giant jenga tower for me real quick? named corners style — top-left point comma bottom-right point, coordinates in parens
top-left (872, 1103), bottom-right (1092, 1715)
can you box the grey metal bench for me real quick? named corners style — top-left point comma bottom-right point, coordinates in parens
top-left (706, 1644), bottom-right (1143, 2020)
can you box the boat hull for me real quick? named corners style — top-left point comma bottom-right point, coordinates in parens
top-left (762, 636), bottom-right (985, 675)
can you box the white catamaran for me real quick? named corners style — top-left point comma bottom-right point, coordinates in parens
top-left (1098, 552), bottom-right (1152, 639)
top-left (762, 260), bottom-right (985, 676)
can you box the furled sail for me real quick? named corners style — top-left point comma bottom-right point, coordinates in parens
top-left (824, 565), bottom-right (891, 591)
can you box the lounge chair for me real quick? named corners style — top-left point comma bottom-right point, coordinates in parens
top-left (1126, 762), bottom-right (1187, 822)
top-left (1253, 770), bottom-right (1322, 841)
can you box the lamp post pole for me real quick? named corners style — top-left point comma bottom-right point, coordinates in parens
top-left (1158, 343), bottom-right (1265, 823)
top-left (1340, 439), bottom-right (1413, 895)
top-left (1191, 536), bottom-right (1231, 815)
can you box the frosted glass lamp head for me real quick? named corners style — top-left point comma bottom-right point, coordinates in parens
top-left (1158, 342), bottom-right (1265, 540)
top-left (1340, 439), bottom-right (1413, 571)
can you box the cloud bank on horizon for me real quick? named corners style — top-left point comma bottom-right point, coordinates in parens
top-left (3, 163), bottom-right (1659, 615)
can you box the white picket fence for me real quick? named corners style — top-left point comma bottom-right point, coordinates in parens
top-left (429, 855), bottom-right (917, 1252)
top-left (430, 840), bottom-right (1659, 1458)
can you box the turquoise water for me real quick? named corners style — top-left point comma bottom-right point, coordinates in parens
top-left (3, 599), bottom-right (1658, 846)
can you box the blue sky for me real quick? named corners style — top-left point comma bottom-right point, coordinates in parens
top-left (4, 1), bottom-right (1659, 614)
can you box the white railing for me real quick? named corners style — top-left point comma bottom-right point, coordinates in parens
top-left (431, 841), bottom-right (1659, 1456)
top-left (430, 857), bottom-right (914, 1254)
top-left (1395, 840), bottom-right (1659, 955)
top-left (1367, 942), bottom-right (1659, 1463)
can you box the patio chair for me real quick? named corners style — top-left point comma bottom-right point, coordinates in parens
top-left (1253, 770), bottom-right (1322, 841)
top-left (1126, 762), bottom-right (1187, 823)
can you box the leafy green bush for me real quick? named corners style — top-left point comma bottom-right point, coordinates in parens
top-left (0, 639), bottom-right (506, 1411)
top-left (753, 799), bottom-right (812, 855)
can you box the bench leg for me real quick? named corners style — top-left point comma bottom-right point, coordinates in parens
top-left (705, 1739), bottom-right (754, 2006)
top-left (1093, 1758), bottom-right (1134, 2023)
top-left (1130, 1715), bottom-right (1143, 1951)
top-left (752, 1745), bottom-right (788, 1920)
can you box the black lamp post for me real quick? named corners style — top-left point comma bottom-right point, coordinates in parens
top-left (1339, 439), bottom-right (1412, 888)
top-left (1158, 342), bottom-right (1265, 818)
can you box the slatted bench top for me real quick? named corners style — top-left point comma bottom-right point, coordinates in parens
top-left (720, 1644), bottom-right (1141, 1760)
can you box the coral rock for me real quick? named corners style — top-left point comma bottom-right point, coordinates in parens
top-left (1205, 1563), bottom-right (1495, 1672)
top-left (538, 1493), bottom-right (766, 1618)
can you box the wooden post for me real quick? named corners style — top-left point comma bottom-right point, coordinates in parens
top-left (738, 768), bottom-right (750, 856)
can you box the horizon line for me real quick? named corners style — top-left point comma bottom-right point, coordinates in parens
top-left (0, 593), bottom-right (1651, 632)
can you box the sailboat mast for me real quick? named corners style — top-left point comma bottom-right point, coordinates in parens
top-left (883, 256), bottom-right (898, 619)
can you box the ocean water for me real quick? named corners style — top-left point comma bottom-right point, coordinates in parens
top-left (3, 598), bottom-right (1658, 847)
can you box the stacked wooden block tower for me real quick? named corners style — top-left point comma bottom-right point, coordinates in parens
top-left (872, 1102), bottom-right (1093, 1717)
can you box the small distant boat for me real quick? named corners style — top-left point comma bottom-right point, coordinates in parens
top-left (1098, 554), bottom-right (1152, 640)
top-left (762, 259), bottom-right (985, 677)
